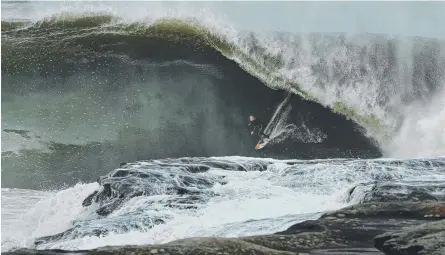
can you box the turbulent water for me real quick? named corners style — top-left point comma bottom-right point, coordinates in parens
top-left (2, 1), bottom-right (445, 253)
top-left (3, 156), bottom-right (445, 252)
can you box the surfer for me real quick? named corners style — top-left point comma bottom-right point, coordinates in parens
top-left (248, 115), bottom-right (270, 139)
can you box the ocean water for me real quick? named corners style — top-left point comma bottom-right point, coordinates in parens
top-left (3, 157), bottom-right (444, 251)
top-left (2, 1), bottom-right (445, 253)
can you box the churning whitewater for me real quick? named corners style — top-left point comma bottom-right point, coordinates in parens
top-left (3, 157), bottom-right (445, 251)
top-left (1, 1), bottom-right (445, 253)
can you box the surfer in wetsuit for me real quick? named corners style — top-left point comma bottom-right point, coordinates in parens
top-left (248, 115), bottom-right (269, 139)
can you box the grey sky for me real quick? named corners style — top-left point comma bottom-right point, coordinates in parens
top-left (208, 1), bottom-right (445, 39)
top-left (2, 1), bottom-right (445, 39)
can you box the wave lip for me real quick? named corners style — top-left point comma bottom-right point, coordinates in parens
top-left (1, 12), bottom-right (383, 133)
top-left (3, 12), bottom-right (393, 190)
top-left (2, 9), bottom-right (445, 159)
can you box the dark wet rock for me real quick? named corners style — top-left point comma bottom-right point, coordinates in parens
top-left (19, 155), bottom-right (445, 253)
top-left (82, 190), bottom-right (98, 207)
top-left (361, 183), bottom-right (445, 203)
top-left (250, 201), bottom-right (444, 252)
top-left (35, 159), bottom-right (241, 247)
top-left (81, 162), bottom-right (227, 217)
top-left (374, 219), bottom-right (445, 255)
top-left (34, 216), bottom-right (166, 247)
top-left (319, 201), bottom-right (445, 220)
top-left (6, 201), bottom-right (444, 255)
top-left (277, 220), bottom-right (326, 234)
top-left (6, 238), bottom-right (301, 255)
top-left (244, 202), bottom-right (444, 254)
top-left (2, 129), bottom-right (32, 139)
top-left (95, 199), bottom-right (125, 216)
top-left (347, 181), bottom-right (445, 204)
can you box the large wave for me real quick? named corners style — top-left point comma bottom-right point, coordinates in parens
top-left (2, 11), bottom-right (444, 189)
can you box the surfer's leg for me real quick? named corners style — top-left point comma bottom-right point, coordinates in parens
top-left (260, 131), bottom-right (270, 139)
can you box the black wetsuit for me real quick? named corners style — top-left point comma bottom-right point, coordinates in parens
top-left (248, 118), bottom-right (269, 139)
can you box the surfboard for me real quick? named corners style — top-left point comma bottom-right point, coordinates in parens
top-left (255, 137), bottom-right (270, 150)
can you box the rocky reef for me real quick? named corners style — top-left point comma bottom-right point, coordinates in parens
top-left (5, 157), bottom-right (445, 255)
top-left (5, 200), bottom-right (444, 255)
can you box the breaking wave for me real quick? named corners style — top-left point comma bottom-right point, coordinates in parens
top-left (2, 11), bottom-right (445, 189)
top-left (2, 3), bottom-right (445, 254)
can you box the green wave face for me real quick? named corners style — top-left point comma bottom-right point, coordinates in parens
top-left (3, 12), bottom-right (445, 159)
top-left (1, 12), bottom-right (383, 137)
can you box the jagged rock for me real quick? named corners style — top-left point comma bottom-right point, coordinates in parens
top-left (5, 237), bottom-right (303, 255)
top-left (34, 217), bottom-right (166, 246)
top-left (362, 183), bottom-right (444, 203)
top-left (320, 201), bottom-right (445, 220)
top-left (6, 201), bottom-right (444, 255)
top-left (347, 182), bottom-right (445, 204)
top-left (80, 165), bottom-right (227, 217)
top-left (374, 219), bottom-right (445, 255)
top-left (253, 201), bottom-right (445, 251)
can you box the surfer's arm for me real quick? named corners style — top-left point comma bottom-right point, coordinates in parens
top-left (248, 122), bottom-right (255, 135)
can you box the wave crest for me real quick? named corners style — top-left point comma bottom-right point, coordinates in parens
top-left (2, 11), bottom-right (445, 158)
top-left (1, 12), bottom-right (380, 134)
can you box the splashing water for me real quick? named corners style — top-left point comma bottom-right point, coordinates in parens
top-left (2, 156), bottom-right (444, 251)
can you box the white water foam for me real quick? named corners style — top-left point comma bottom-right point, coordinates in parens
top-left (263, 34), bottom-right (445, 158)
top-left (1, 183), bottom-right (99, 252)
top-left (383, 86), bottom-right (445, 158)
top-left (262, 92), bottom-right (326, 148)
top-left (1, 158), bottom-right (354, 251)
top-left (3, 156), bottom-right (444, 251)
